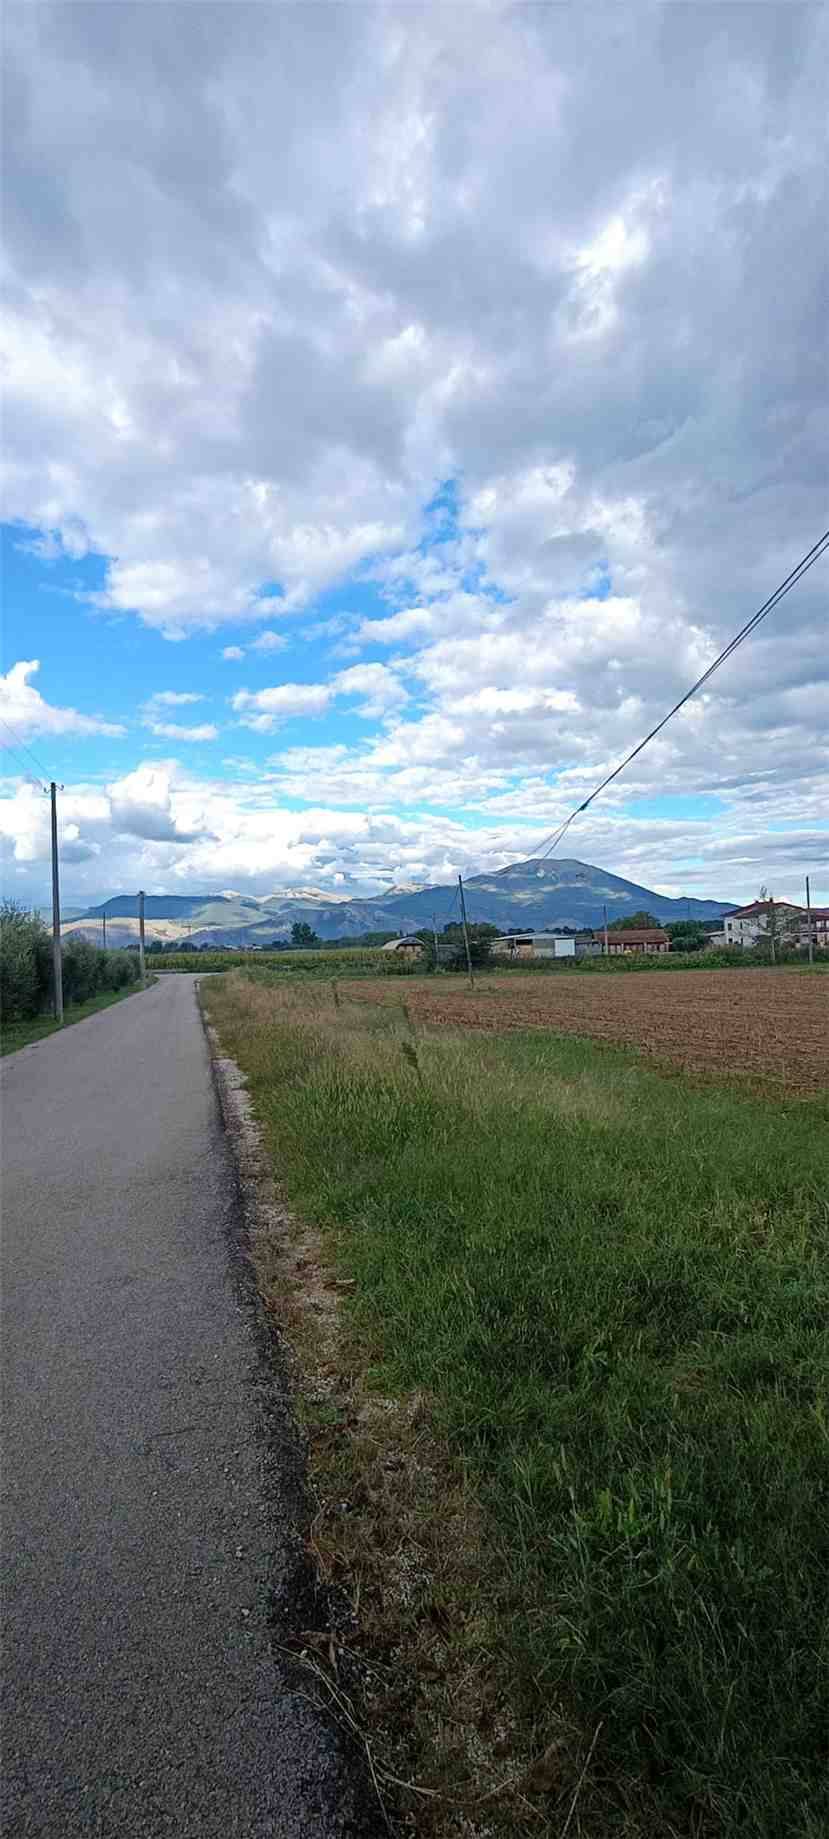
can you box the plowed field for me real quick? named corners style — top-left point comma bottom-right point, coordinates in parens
top-left (348, 967), bottom-right (829, 1093)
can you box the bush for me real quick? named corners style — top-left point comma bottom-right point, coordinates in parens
top-left (0, 908), bottom-right (142, 1023)
top-left (0, 902), bottom-right (52, 1019)
top-left (61, 937), bottom-right (140, 1004)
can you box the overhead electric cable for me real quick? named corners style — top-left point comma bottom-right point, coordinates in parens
top-left (0, 714), bottom-right (53, 787)
top-left (534, 528), bottom-right (829, 861)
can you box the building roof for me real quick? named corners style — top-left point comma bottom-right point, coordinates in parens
top-left (497, 932), bottom-right (575, 943)
top-left (380, 935), bottom-right (424, 951)
top-left (724, 900), bottom-right (804, 919)
top-left (605, 927), bottom-right (669, 943)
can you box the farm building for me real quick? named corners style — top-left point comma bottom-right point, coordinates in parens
top-left (491, 932), bottom-right (580, 960)
top-left (380, 935), bottom-right (427, 959)
top-left (603, 928), bottom-right (670, 955)
top-left (801, 909), bottom-right (829, 951)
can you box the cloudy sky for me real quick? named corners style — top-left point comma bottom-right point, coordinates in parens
top-left (2, 1), bottom-right (827, 910)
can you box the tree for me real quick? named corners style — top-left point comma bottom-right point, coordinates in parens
top-left (666, 920), bottom-right (709, 953)
top-left (290, 921), bottom-right (320, 948)
top-left (441, 920), bottom-right (498, 967)
top-left (755, 888), bottom-right (799, 962)
top-left (616, 911), bottom-right (661, 930)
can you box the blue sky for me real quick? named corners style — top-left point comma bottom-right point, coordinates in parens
top-left (2, 3), bottom-right (827, 910)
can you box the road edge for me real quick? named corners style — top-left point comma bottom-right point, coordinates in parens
top-left (196, 980), bottom-right (385, 1839)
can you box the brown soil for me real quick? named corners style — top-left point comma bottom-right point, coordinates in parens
top-left (345, 968), bottom-right (829, 1094)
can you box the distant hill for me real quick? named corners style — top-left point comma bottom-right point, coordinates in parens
top-left (65, 860), bottom-right (733, 947)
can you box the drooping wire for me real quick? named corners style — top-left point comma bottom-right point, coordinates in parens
top-left (533, 528), bottom-right (829, 861)
top-left (0, 714), bottom-right (53, 788)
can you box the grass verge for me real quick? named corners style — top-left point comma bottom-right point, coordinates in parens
top-left (1, 980), bottom-right (148, 1056)
top-left (204, 971), bottom-right (829, 1839)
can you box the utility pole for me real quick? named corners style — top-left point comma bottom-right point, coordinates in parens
top-left (805, 875), bottom-right (814, 965)
top-left (603, 902), bottom-right (609, 957)
top-left (138, 889), bottom-right (146, 985)
top-left (768, 894), bottom-right (776, 966)
top-left (102, 906), bottom-right (107, 952)
top-left (49, 781), bottom-right (63, 1023)
top-left (432, 911), bottom-right (440, 973)
top-left (458, 875), bottom-right (474, 988)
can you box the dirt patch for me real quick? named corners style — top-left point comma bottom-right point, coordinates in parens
top-left (342, 968), bottom-right (828, 1095)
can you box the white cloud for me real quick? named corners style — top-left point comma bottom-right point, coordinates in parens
top-left (232, 682), bottom-right (333, 731)
top-left (139, 691), bottom-right (216, 742)
top-left (149, 691), bottom-right (205, 707)
top-left (1, 0), bottom-right (827, 898)
top-left (332, 663), bottom-right (408, 718)
top-left (144, 720), bottom-right (219, 742)
top-left (0, 660), bottom-right (126, 743)
top-left (1, 760), bottom-right (825, 912)
top-left (250, 631), bottom-right (288, 653)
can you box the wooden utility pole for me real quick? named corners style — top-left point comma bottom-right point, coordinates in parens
top-left (458, 875), bottom-right (474, 987)
top-left (805, 875), bottom-right (814, 965)
top-left (49, 782), bottom-right (63, 1023)
top-left (603, 902), bottom-right (609, 957)
top-left (432, 911), bottom-right (440, 973)
top-left (138, 889), bottom-right (146, 985)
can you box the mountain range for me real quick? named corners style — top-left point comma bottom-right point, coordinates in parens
top-left (65, 859), bottom-right (734, 948)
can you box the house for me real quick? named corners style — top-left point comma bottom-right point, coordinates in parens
top-left (380, 935), bottom-right (426, 959)
top-left (722, 900), bottom-right (803, 948)
top-left (800, 908), bottom-right (829, 951)
top-left (603, 927), bottom-right (669, 955)
top-left (491, 932), bottom-right (577, 960)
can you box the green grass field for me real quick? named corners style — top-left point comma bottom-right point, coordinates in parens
top-left (0, 982), bottom-right (146, 1056)
top-left (205, 972), bottom-right (829, 1837)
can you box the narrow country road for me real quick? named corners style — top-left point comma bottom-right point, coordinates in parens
top-left (1, 976), bottom-right (375, 1838)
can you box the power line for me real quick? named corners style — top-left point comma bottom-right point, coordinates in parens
top-left (0, 714), bottom-right (53, 787)
top-left (534, 528), bottom-right (829, 861)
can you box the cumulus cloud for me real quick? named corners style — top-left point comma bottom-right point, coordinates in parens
top-left (149, 691), bottom-right (205, 707)
top-left (140, 692), bottom-right (217, 743)
top-left (1, 759), bottom-right (824, 912)
top-left (1, 2), bottom-right (827, 897)
top-left (250, 631), bottom-right (288, 654)
top-left (144, 720), bottom-right (219, 742)
top-left (0, 661), bottom-right (126, 744)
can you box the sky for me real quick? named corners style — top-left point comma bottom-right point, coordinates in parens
top-left (2, 0), bottom-right (827, 912)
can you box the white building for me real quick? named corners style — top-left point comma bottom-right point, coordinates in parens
top-left (723, 900), bottom-right (803, 948)
top-left (490, 932), bottom-right (577, 960)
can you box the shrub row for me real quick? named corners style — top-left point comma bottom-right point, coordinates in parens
top-left (0, 905), bottom-right (140, 1020)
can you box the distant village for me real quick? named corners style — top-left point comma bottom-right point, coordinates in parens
top-left (377, 897), bottom-right (828, 964)
top-left (147, 895), bottom-right (828, 962)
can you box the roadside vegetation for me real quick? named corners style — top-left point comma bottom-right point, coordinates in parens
top-left (0, 902), bottom-right (141, 1053)
top-left (204, 969), bottom-right (829, 1839)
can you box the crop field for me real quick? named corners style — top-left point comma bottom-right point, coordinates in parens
top-left (343, 964), bottom-right (829, 1094)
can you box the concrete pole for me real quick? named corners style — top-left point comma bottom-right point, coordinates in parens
top-left (138, 890), bottom-right (146, 986)
top-left (432, 911), bottom-right (440, 973)
top-left (806, 875), bottom-right (813, 965)
top-left (50, 782), bottom-right (63, 1023)
top-left (603, 903), bottom-right (609, 957)
top-left (458, 876), bottom-right (474, 988)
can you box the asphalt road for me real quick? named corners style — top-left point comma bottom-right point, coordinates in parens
top-left (1, 975), bottom-right (375, 1837)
